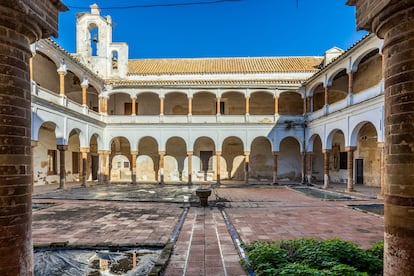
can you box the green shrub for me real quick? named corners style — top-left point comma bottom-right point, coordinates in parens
top-left (243, 238), bottom-right (383, 276)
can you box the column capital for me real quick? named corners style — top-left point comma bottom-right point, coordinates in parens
top-left (345, 146), bottom-right (357, 151)
top-left (377, 142), bottom-right (385, 148)
top-left (272, 151), bottom-right (280, 155)
top-left (216, 151), bottom-right (222, 156)
top-left (57, 144), bottom-right (68, 151)
top-left (244, 151), bottom-right (250, 156)
top-left (98, 150), bottom-right (111, 155)
top-left (322, 149), bottom-right (331, 153)
top-left (131, 151), bottom-right (138, 155)
top-left (159, 151), bottom-right (165, 156)
top-left (80, 147), bottom-right (89, 153)
top-left (187, 151), bottom-right (193, 156)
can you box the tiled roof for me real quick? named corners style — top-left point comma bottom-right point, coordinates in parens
top-left (128, 56), bottom-right (323, 75)
top-left (106, 79), bottom-right (305, 88)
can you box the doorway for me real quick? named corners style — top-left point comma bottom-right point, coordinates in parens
top-left (355, 159), bottom-right (363, 184)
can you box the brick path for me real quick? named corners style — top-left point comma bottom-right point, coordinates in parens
top-left (32, 183), bottom-right (384, 275)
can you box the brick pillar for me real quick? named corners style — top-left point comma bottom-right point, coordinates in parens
top-left (187, 151), bottom-right (193, 185)
top-left (216, 151), bottom-right (221, 184)
top-left (245, 96), bottom-right (250, 115)
top-left (274, 95), bottom-right (279, 115)
top-left (80, 148), bottom-right (89, 187)
top-left (347, 1), bottom-right (414, 273)
top-left (272, 151), bottom-right (279, 184)
top-left (216, 97), bottom-right (221, 115)
top-left (305, 152), bottom-right (313, 184)
top-left (159, 96), bottom-right (164, 115)
top-left (57, 145), bottom-right (68, 189)
top-left (131, 97), bottom-right (136, 115)
top-left (99, 96), bottom-right (108, 114)
top-left (188, 97), bottom-right (193, 115)
top-left (346, 146), bottom-right (356, 192)
top-left (81, 77), bottom-right (88, 106)
top-left (324, 85), bottom-right (329, 106)
top-left (323, 150), bottom-right (330, 189)
top-left (131, 151), bottom-right (137, 185)
top-left (244, 151), bottom-right (250, 184)
top-left (378, 142), bottom-right (385, 197)
top-left (0, 2), bottom-right (66, 275)
top-left (159, 151), bottom-right (165, 184)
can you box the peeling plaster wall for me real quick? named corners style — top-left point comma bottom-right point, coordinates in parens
top-left (34, 127), bottom-right (57, 185)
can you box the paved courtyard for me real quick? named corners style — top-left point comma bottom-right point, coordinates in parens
top-left (32, 183), bottom-right (384, 275)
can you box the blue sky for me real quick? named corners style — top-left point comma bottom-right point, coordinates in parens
top-left (56, 0), bottom-right (366, 59)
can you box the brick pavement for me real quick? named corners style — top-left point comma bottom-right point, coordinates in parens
top-left (32, 183), bottom-right (384, 275)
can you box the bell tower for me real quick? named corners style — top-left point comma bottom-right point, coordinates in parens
top-left (75, 3), bottom-right (128, 78)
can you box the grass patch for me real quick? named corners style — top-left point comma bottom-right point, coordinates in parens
top-left (243, 238), bottom-right (383, 275)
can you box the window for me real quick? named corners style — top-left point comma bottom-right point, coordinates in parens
top-left (112, 51), bottom-right (119, 70)
top-left (48, 150), bottom-right (57, 175)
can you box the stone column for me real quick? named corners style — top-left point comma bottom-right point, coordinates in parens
top-left (272, 151), bottom-right (279, 184)
top-left (305, 152), bottom-right (313, 184)
top-left (274, 95), bottom-right (279, 115)
top-left (244, 151), bottom-right (250, 184)
top-left (347, 2), bottom-right (414, 273)
top-left (346, 146), bottom-right (356, 192)
top-left (216, 151), bottom-right (221, 184)
top-left (159, 151), bottom-right (165, 184)
top-left (187, 151), bottom-right (193, 185)
top-left (57, 145), bottom-right (68, 189)
top-left (216, 97), bottom-right (221, 115)
top-left (98, 150), bottom-right (110, 185)
top-left (245, 96), bottom-right (250, 115)
top-left (323, 150), bottom-right (330, 189)
top-left (159, 96), bottom-right (164, 115)
top-left (80, 148), bottom-right (89, 187)
top-left (0, 2), bottom-right (67, 275)
top-left (131, 151), bottom-right (137, 185)
top-left (81, 77), bottom-right (88, 106)
top-left (131, 96), bottom-right (136, 115)
top-left (324, 85), bottom-right (329, 106)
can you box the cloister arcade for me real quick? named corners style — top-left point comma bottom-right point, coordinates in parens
top-left (30, 34), bottom-right (385, 192)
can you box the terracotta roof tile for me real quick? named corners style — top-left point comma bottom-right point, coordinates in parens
top-left (128, 56), bottom-right (323, 75)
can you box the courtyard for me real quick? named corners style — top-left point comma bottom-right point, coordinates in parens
top-left (32, 182), bottom-right (384, 275)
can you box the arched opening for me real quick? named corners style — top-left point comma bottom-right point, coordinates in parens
top-left (279, 92), bottom-right (304, 115)
top-left (87, 85), bottom-right (99, 112)
top-left (164, 92), bottom-right (188, 115)
top-left (32, 52), bottom-right (60, 93)
top-left (312, 83), bottom-right (325, 111)
top-left (221, 91), bottom-right (245, 115)
top-left (222, 137), bottom-right (244, 180)
top-left (67, 129), bottom-right (81, 183)
top-left (328, 130), bottom-right (346, 183)
top-left (111, 50), bottom-right (118, 71)
top-left (193, 137), bottom-right (215, 181)
top-left (311, 135), bottom-right (324, 183)
top-left (110, 137), bottom-right (131, 181)
top-left (353, 49), bottom-right (382, 93)
top-left (329, 69), bottom-right (348, 104)
top-left (250, 137), bottom-right (273, 182)
top-left (89, 135), bottom-right (99, 181)
top-left (65, 71), bottom-right (82, 105)
top-left (137, 137), bottom-right (159, 182)
top-left (192, 92), bottom-right (216, 115)
top-left (33, 122), bottom-right (57, 186)
top-left (136, 92), bottom-right (159, 115)
top-left (165, 137), bottom-right (187, 182)
top-left (250, 92), bottom-right (273, 115)
top-left (108, 93), bottom-right (132, 115)
top-left (279, 137), bottom-right (301, 181)
top-left (355, 123), bottom-right (380, 186)
top-left (89, 23), bottom-right (99, 56)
